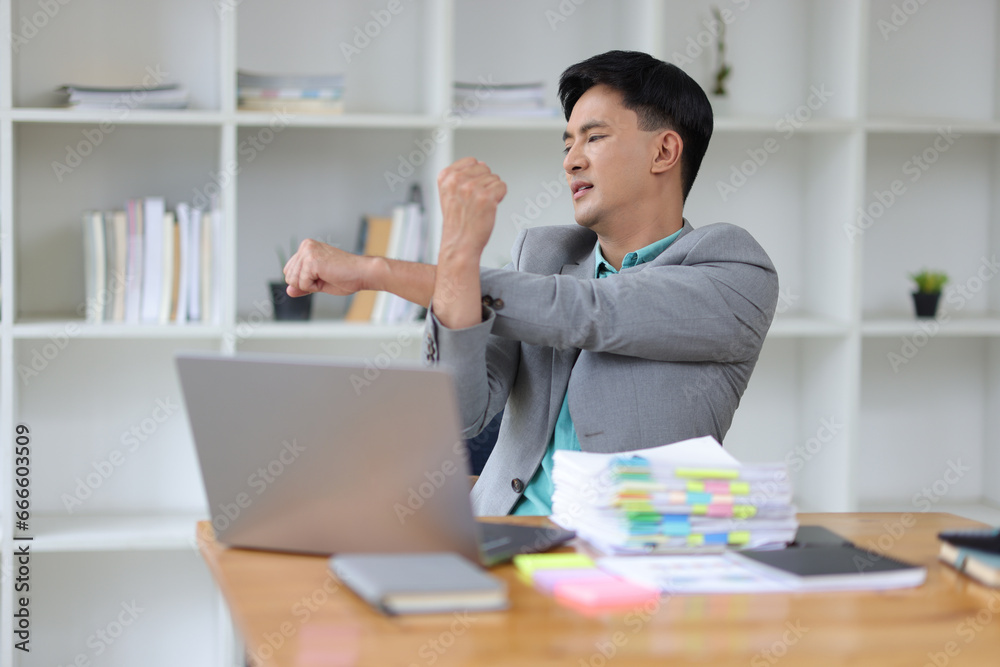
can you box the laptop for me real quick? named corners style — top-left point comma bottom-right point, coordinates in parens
top-left (175, 351), bottom-right (574, 566)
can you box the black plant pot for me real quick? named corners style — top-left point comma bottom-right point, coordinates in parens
top-left (270, 282), bottom-right (312, 321)
top-left (912, 292), bottom-right (941, 319)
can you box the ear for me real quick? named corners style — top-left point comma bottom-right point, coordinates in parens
top-left (650, 130), bottom-right (683, 175)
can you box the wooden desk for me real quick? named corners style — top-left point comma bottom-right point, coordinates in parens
top-left (197, 513), bottom-right (1000, 666)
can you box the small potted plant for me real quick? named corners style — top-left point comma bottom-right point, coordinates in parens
top-left (710, 5), bottom-right (733, 115)
top-left (270, 239), bottom-right (312, 321)
top-left (910, 269), bottom-right (948, 319)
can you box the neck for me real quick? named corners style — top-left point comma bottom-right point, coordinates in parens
top-left (596, 199), bottom-right (683, 271)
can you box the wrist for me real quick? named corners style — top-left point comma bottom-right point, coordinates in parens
top-left (363, 256), bottom-right (389, 292)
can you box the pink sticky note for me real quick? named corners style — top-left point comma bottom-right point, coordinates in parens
top-left (555, 577), bottom-right (659, 609)
top-left (533, 568), bottom-right (613, 594)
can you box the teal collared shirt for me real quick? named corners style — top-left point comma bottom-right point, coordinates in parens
top-left (512, 227), bottom-right (683, 515)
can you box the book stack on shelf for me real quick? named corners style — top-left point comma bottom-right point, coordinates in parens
top-left (345, 199), bottom-right (426, 325)
top-left (57, 83), bottom-right (190, 109)
top-left (552, 436), bottom-right (798, 555)
top-left (237, 70), bottom-right (345, 113)
top-left (81, 198), bottom-right (222, 325)
top-left (452, 81), bottom-right (558, 118)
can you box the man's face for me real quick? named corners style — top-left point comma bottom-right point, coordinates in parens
top-left (562, 84), bottom-right (662, 232)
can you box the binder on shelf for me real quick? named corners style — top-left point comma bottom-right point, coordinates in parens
top-left (345, 215), bottom-right (394, 322)
top-left (140, 197), bottom-right (165, 324)
top-left (82, 211), bottom-right (107, 324)
top-left (124, 199), bottom-right (144, 324)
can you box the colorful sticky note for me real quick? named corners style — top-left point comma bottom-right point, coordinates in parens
top-left (513, 553), bottom-right (595, 584)
top-left (554, 577), bottom-right (659, 610)
top-left (532, 568), bottom-right (611, 594)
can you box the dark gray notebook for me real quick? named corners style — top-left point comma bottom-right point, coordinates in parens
top-left (735, 544), bottom-right (926, 591)
top-left (329, 552), bottom-right (508, 615)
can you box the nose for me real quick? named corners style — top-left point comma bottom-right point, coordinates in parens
top-left (563, 142), bottom-right (586, 174)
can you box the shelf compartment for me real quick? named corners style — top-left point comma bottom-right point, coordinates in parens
top-left (14, 123), bottom-right (222, 321)
top-left (858, 338), bottom-right (991, 508)
top-left (235, 126), bottom-right (441, 320)
top-left (14, 338), bottom-right (215, 516)
top-left (860, 134), bottom-right (1000, 317)
top-left (768, 316), bottom-right (852, 338)
top-left (687, 131), bottom-right (862, 323)
top-left (726, 337), bottom-right (857, 512)
top-left (234, 111), bottom-right (440, 129)
top-left (27, 550), bottom-right (223, 666)
top-left (866, 0), bottom-right (998, 121)
top-left (11, 0), bottom-right (221, 110)
top-left (237, 0), bottom-right (436, 115)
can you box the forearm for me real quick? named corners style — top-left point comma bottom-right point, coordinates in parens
top-left (368, 256), bottom-right (437, 307)
top-left (431, 246), bottom-right (485, 330)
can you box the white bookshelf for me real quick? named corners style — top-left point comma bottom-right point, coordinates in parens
top-left (1, 0), bottom-right (999, 665)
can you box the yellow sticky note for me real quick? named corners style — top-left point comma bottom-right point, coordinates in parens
top-left (513, 553), bottom-right (595, 584)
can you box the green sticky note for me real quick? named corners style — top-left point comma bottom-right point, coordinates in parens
top-left (513, 553), bottom-right (595, 584)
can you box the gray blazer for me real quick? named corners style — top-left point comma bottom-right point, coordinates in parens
top-left (423, 220), bottom-right (778, 516)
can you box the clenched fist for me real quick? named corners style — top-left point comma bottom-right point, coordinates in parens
top-left (437, 158), bottom-right (507, 257)
top-left (282, 239), bottom-right (371, 298)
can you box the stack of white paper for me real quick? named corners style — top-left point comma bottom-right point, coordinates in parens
top-left (551, 436), bottom-right (798, 554)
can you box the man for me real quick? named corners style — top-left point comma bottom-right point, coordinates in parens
top-left (283, 51), bottom-right (778, 517)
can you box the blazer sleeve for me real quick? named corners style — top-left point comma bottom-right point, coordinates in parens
top-left (423, 235), bottom-right (527, 439)
top-left (478, 224), bottom-right (778, 363)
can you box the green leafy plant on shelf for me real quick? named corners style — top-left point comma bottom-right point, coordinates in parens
top-left (711, 5), bottom-right (732, 96)
top-left (910, 270), bottom-right (948, 294)
top-left (909, 269), bottom-right (948, 319)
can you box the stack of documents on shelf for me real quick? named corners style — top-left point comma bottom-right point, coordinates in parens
top-left (81, 197), bottom-right (222, 325)
top-left (58, 83), bottom-right (189, 109)
top-left (237, 70), bottom-right (345, 113)
top-left (452, 80), bottom-right (559, 118)
top-left (551, 436), bottom-right (798, 554)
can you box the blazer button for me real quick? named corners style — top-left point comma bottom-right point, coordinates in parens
top-left (492, 298), bottom-right (504, 310)
top-left (482, 295), bottom-right (494, 307)
top-left (511, 478), bottom-right (525, 493)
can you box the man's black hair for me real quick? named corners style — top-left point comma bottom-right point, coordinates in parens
top-left (558, 50), bottom-right (713, 201)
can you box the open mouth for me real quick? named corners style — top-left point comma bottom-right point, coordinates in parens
top-left (572, 182), bottom-right (593, 199)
